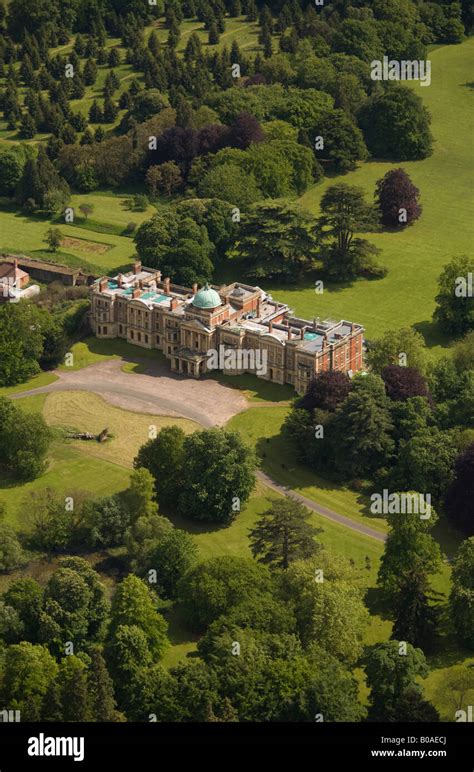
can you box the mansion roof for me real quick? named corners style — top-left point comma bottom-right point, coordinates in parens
top-left (91, 262), bottom-right (364, 353)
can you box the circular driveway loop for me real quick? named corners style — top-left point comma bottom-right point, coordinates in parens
top-left (13, 358), bottom-right (248, 427)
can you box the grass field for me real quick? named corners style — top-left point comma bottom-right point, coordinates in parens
top-left (265, 40), bottom-right (474, 356)
top-left (209, 371), bottom-right (295, 403)
top-left (69, 191), bottom-right (158, 229)
top-left (0, 441), bottom-right (130, 528)
top-left (43, 390), bottom-right (198, 467)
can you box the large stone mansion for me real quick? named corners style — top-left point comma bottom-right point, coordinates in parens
top-left (90, 262), bottom-right (364, 395)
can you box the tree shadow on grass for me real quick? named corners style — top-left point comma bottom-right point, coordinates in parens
top-left (413, 319), bottom-right (454, 351)
top-left (431, 517), bottom-right (464, 561)
top-left (366, 581), bottom-right (469, 667)
top-left (364, 586), bottom-right (392, 621)
top-left (266, 274), bottom-right (356, 297)
top-left (356, 492), bottom-right (390, 524)
top-left (426, 606), bottom-right (473, 669)
top-left (160, 501), bottom-right (232, 536)
top-left (205, 371), bottom-right (295, 403)
top-left (254, 434), bottom-right (388, 534)
top-left (0, 465), bottom-right (23, 491)
top-left (93, 553), bottom-right (128, 581)
top-left (164, 605), bottom-right (200, 650)
top-left (77, 335), bottom-right (168, 367)
top-left (11, 208), bottom-right (50, 224)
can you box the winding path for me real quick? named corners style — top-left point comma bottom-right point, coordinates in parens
top-left (13, 359), bottom-right (385, 542)
top-left (256, 470), bottom-right (385, 543)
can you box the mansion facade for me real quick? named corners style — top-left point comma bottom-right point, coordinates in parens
top-left (89, 262), bottom-right (365, 395)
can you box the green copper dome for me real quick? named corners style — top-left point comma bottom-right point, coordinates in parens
top-left (192, 283), bottom-right (221, 309)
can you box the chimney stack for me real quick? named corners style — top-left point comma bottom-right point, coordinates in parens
top-left (256, 297), bottom-right (261, 317)
top-left (170, 297), bottom-right (178, 311)
top-left (99, 278), bottom-right (108, 292)
top-left (164, 277), bottom-right (171, 293)
top-left (268, 321), bottom-right (273, 333)
top-left (133, 260), bottom-right (142, 275)
top-left (287, 327), bottom-right (292, 340)
top-left (132, 288), bottom-right (141, 299)
top-left (117, 273), bottom-right (123, 288)
top-left (300, 327), bottom-right (305, 340)
top-left (192, 283), bottom-right (198, 295)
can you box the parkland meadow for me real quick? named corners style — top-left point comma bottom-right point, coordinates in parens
top-left (0, 1), bottom-right (472, 724)
top-left (271, 40), bottom-right (474, 353)
top-left (1, 41), bottom-right (471, 353)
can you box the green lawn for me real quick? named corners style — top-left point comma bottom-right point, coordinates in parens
top-left (149, 16), bottom-right (262, 56)
top-left (69, 191), bottom-right (158, 230)
top-left (60, 335), bottom-right (166, 370)
top-left (228, 405), bottom-right (389, 534)
top-left (14, 393), bottom-right (49, 414)
top-left (264, 40), bottom-right (474, 358)
top-left (209, 371), bottom-right (295, 403)
top-left (0, 207), bottom-right (136, 274)
top-left (0, 370), bottom-right (58, 399)
top-left (0, 442), bottom-right (130, 528)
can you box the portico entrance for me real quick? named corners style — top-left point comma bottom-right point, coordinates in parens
top-left (170, 348), bottom-right (207, 378)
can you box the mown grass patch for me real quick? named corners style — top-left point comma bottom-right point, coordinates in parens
top-left (0, 442), bottom-right (130, 529)
top-left (69, 192), bottom-right (158, 230)
top-left (0, 371), bottom-right (58, 398)
top-left (42, 391), bottom-right (198, 468)
top-left (59, 335), bottom-right (166, 371)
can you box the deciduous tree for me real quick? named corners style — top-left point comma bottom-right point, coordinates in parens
top-left (445, 443), bottom-right (474, 536)
top-left (375, 168), bottom-right (422, 227)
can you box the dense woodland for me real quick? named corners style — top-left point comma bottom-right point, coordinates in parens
top-left (0, 0), bottom-right (473, 725)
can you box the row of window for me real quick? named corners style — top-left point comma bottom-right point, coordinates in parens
top-left (129, 330), bottom-right (150, 344)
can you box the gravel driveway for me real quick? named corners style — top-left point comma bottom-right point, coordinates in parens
top-left (12, 358), bottom-right (248, 427)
